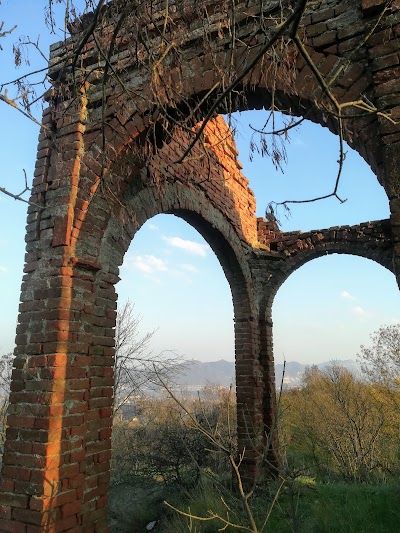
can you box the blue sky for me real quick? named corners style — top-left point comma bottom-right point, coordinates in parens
top-left (1, 1), bottom-right (399, 364)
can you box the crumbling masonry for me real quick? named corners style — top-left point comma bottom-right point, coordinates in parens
top-left (0, 0), bottom-right (399, 530)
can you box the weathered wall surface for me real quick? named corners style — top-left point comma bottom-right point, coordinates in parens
top-left (0, 0), bottom-right (398, 530)
top-left (257, 218), bottom-right (393, 269)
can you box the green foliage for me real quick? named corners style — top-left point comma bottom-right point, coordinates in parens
top-left (108, 478), bottom-right (166, 533)
top-left (111, 387), bottom-right (234, 489)
top-left (162, 478), bottom-right (244, 533)
top-left (358, 323), bottom-right (400, 388)
top-left (161, 480), bottom-right (400, 533)
top-left (281, 363), bottom-right (400, 482)
top-left (110, 357), bottom-right (400, 531)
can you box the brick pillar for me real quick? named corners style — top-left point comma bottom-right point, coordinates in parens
top-left (233, 278), bottom-right (279, 487)
top-left (0, 257), bottom-right (115, 532)
top-left (234, 314), bottom-right (265, 488)
top-left (0, 87), bottom-right (115, 529)
top-left (259, 305), bottom-right (279, 474)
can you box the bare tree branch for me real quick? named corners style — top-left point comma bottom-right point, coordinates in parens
top-left (174, 0), bottom-right (309, 164)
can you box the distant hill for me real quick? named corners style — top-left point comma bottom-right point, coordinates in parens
top-left (276, 359), bottom-right (361, 387)
top-left (176, 359), bottom-right (235, 388)
top-left (175, 358), bottom-right (361, 390)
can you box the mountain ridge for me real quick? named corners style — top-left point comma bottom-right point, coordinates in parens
top-left (175, 358), bottom-right (360, 389)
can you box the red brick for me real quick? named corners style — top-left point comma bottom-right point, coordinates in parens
top-left (4, 3), bottom-right (400, 532)
top-left (0, 519), bottom-right (28, 532)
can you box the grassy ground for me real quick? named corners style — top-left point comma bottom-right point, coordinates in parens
top-left (108, 478), bottom-right (166, 533)
top-left (158, 478), bottom-right (400, 533)
top-left (266, 481), bottom-right (400, 533)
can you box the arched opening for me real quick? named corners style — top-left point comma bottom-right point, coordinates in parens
top-left (273, 254), bottom-right (400, 377)
top-left (109, 213), bottom-right (236, 530)
top-left (72, 171), bottom-right (265, 525)
top-left (97, 104), bottom-right (393, 497)
top-left (116, 213), bottom-right (235, 364)
top-left (222, 108), bottom-right (394, 474)
top-left (230, 109), bottom-right (389, 231)
top-left (1, 3), bottom-right (399, 530)
top-left (267, 254), bottom-right (400, 516)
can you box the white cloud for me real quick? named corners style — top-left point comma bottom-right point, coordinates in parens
top-left (352, 306), bottom-right (368, 317)
top-left (131, 255), bottom-right (167, 274)
top-left (0, 266), bottom-right (7, 273)
top-left (148, 223), bottom-right (159, 231)
top-left (162, 236), bottom-right (209, 257)
top-left (340, 290), bottom-right (355, 300)
top-left (179, 263), bottom-right (198, 273)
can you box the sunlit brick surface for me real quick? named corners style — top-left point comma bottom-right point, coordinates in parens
top-left (0, 0), bottom-right (398, 530)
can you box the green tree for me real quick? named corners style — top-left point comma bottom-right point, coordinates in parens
top-left (358, 324), bottom-right (400, 389)
top-left (286, 363), bottom-right (391, 481)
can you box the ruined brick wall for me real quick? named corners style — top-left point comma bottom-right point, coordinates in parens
top-left (0, 0), bottom-right (399, 531)
top-left (255, 217), bottom-right (394, 310)
top-left (0, 116), bottom-right (260, 532)
top-left (257, 218), bottom-right (393, 268)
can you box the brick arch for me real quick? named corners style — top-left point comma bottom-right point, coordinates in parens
top-left (76, 174), bottom-right (258, 355)
top-left (1, 1), bottom-right (399, 530)
top-left (75, 145), bottom-right (268, 485)
top-left (261, 236), bottom-right (394, 323)
top-left (159, 59), bottom-right (381, 179)
top-left (277, 241), bottom-right (393, 283)
top-left (81, 170), bottom-right (255, 289)
top-left (239, 84), bottom-right (381, 178)
top-left (255, 217), bottom-right (393, 306)
top-left (276, 220), bottom-right (392, 283)
top-left (0, 116), bottom-right (268, 531)
top-left (94, 1), bottom-right (384, 182)
top-left (253, 217), bottom-right (394, 438)
top-left (52, 0), bottom-right (398, 258)
top-left (255, 243), bottom-right (396, 438)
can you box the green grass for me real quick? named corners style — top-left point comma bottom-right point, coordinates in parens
top-left (108, 477), bottom-right (167, 533)
top-left (161, 477), bottom-right (249, 533)
top-left (160, 479), bottom-right (400, 533)
top-left (296, 482), bottom-right (400, 533)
